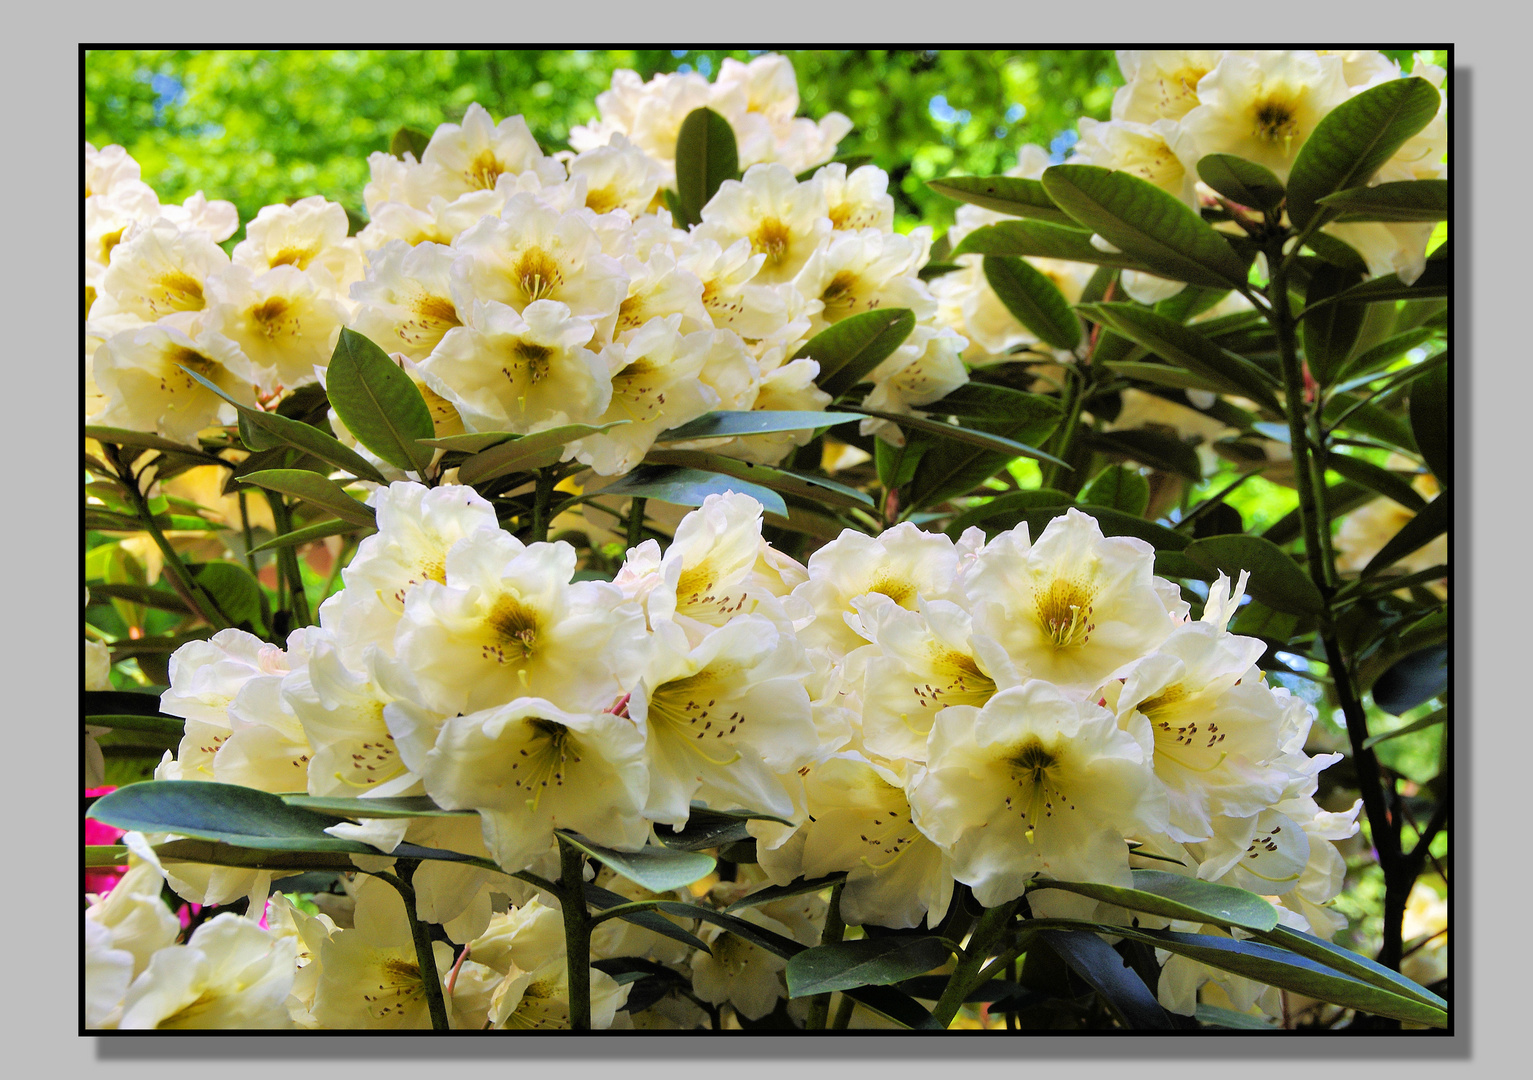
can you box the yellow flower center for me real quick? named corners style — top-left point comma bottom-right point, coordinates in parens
top-left (1252, 96), bottom-right (1300, 147)
top-left (752, 217), bottom-right (792, 265)
top-left (1035, 577), bottom-right (1096, 648)
top-left (1005, 737), bottom-right (1076, 841)
top-left (466, 149), bottom-right (507, 190)
top-left (510, 718), bottom-right (582, 811)
top-left (154, 270), bottom-right (206, 312)
top-left (270, 243), bottom-right (319, 269)
top-left (646, 670), bottom-right (744, 766)
top-left (514, 247), bottom-right (563, 304)
top-left (483, 594), bottom-right (539, 663)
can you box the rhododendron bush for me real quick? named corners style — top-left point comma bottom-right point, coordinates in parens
top-left (83, 50), bottom-right (1450, 1033)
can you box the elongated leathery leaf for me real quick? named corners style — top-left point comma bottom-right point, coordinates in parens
top-left (656, 410), bottom-right (863, 443)
top-left (792, 308), bottom-right (916, 399)
top-left (455, 421), bottom-right (628, 486)
top-left (326, 328), bottom-right (435, 475)
top-left (1318, 179), bottom-right (1448, 223)
top-left (786, 936), bottom-right (955, 998)
top-left (556, 830), bottom-right (716, 893)
top-left (1041, 164), bottom-right (1252, 289)
top-left (1038, 930), bottom-right (1175, 1030)
top-left (598, 465), bottom-right (787, 518)
top-left (927, 175), bottom-right (1076, 225)
top-left (1196, 154), bottom-right (1285, 215)
top-left (1033, 870), bottom-right (1278, 933)
top-left (238, 470), bottom-right (376, 527)
top-left (1287, 77), bottom-right (1442, 230)
top-left (674, 107), bottom-right (739, 227)
top-left (982, 255), bottom-right (1082, 350)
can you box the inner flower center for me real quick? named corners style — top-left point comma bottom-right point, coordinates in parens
top-left (752, 218), bottom-right (791, 264)
top-left (1035, 578), bottom-right (1096, 648)
top-left (484, 594), bottom-right (539, 661)
top-left (1252, 97), bottom-right (1299, 145)
top-left (514, 247), bottom-right (563, 304)
top-left (466, 149), bottom-right (507, 190)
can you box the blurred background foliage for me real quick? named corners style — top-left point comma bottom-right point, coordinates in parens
top-left (85, 49), bottom-right (1128, 239)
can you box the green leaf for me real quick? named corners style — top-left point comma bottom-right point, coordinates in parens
top-left (1318, 179), bottom-right (1449, 223)
top-left (86, 845), bottom-right (129, 867)
top-left (1036, 922), bottom-right (1447, 1028)
top-left (982, 256), bottom-right (1081, 350)
top-left (597, 465), bottom-right (787, 518)
top-left (673, 107), bottom-right (739, 227)
top-left (249, 517), bottom-right (371, 554)
top-left (1087, 429), bottom-right (1204, 484)
top-left (792, 308), bottom-right (917, 399)
top-left (455, 421), bottom-right (628, 486)
top-left (1033, 869), bottom-right (1278, 933)
top-left (173, 365), bottom-right (388, 484)
top-left (952, 219), bottom-right (1165, 277)
top-left (1325, 455), bottom-right (1426, 512)
top-left (326, 328), bottom-right (435, 474)
top-left (1036, 929), bottom-right (1175, 1030)
top-left (583, 883), bottom-right (714, 957)
top-left (1184, 534), bottom-right (1326, 615)
top-left (926, 175), bottom-right (1076, 225)
top-left (85, 426), bottom-right (227, 464)
top-left (845, 405), bottom-right (1070, 469)
top-left (193, 562), bottom-right (266, 629)
top-left (1361, 494), bottom-right (1448, 579)
top-left (149, 839), bottom-right (362, 873)
top-left (1326, 258), bottom-right (1448, 306)
top-left (642, 448), bottom-right (874, 511)
top-left (418, 431), bottom-right (518, 454)
top-left (1302, 262), bottom-right (1367, 386)
top-left (1369, 645), bottom-right (1447, 715)
top-left (724, 873), bottom-right (847, 913)
top-left (1195, 1004), bottom-right (1278, 1030)
top-left (279, 794), bottom-right (474, 818)
top-left (1410, 358), bottom-right (1449, 487)
top-left (876, 435), bottom-right (925, 490)
top-left (1101, 361), bottom-right (1236, 397)
top-left (389, 126), bottom-right (430, 160)
top-left (943, 488), bottom-right (1076, 537)
top-left (87, 781), bottom-right (376, 853)
top-left (238, 470), bottom-right (376, 528)
top-left (785, 936), bottom-right (955, 998)
top-left (1079, 303), bottom-right (1281, 411)
top-left (1362, 706), bottom-right (1445, 750)
top-left (796, 154), bottom-right (873, 182)
top-left (85, 583), bottom-right (192, 615)
top-left (1079, 465), bottom-right (1150, 517)
top-left (556, 831), bottom-right (716, 893)
top-left (1333, 328), bottom-right (1440, 387)
top-left (1195, 154), bottom-right (1285, 215)
top-left (1251, 924), bottom-right (1447, 1011)
top-left (1040, 164), bottom-right (1252, 289)
top-left (656, 410), bottom-right (862, 443)
top-left (84, 713), bottom-right (185, 739)
top-left (905, 384), bottom-right (1064, 509)
top-left (655, 805), bottom-right (794, 852)
top-left (1287, 77), bottom-right (1442, 231)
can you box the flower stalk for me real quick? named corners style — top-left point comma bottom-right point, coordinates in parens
top-left (557, 835), bottom-right (594, 1031)
top-left (805, 881), bottom-right (847, 1030)
top-left (371, 860), bottom-right (451, 1031)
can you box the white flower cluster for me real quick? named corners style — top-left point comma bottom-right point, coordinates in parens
top-left (96, 486), bottom-right (1356, 1027)
top-left (85, 142), bottom-right (360, 444)
top-left (86, 54), bottom-right (969, 465)
top-left (934, 49), bottom-right (1448, 356)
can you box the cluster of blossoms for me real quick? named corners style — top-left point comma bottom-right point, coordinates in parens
top-left (85, 54), bottom-right (968, 473)
top-left (86, 484), bottom-right (1357, 1028)
top-left (934, 48), bottom-right (1447, 357)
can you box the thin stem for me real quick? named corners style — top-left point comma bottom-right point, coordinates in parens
top-left (370, 862), bottom-right (450, 1031)
top-left (1043, 366), bottom-right (1086, 492)
top-left (107, 446), bottom-right (231, 630)
top-left (530, 467), bottom-right (557, 544)
top-left (266, 494), bottom-right (312, 627)
top-left (626, 496), bottom-right (647, 551)
top-left (557, 835), bottom-right (593, 1031)
top-left (930, 899), bottom-right (1020, 1028)
top-left (237, 490), bottom-right (258, 575)
top-left (806, 882), bottom-right (847, 1030)
top-left (830, 993), bottom-right (856, 1030)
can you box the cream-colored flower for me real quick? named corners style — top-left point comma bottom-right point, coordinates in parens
top-left (696, 163), bottom-right (831, 286)
top-left (814, 162), bottom-right (896, 233)
top-left (909, 681), bottom-right (1161, 905)
top-left (792, 227), bottom-right (935, 337)
top-left (393, 530), bottom-right (645, 716)
top-left (92, 218), bottom-right (230, 322)
top-left (1175, 51), bottom-right (1350, 182)
top-left (348, 240), bottom-right (465, 361)
top-left (358, 189), bottom-right (506, 250)
top-left (965, 509), bottom-right (1182, 691)
top-left (91, 323), bottom-right (264, 446)
top-left (85, 861), bottom-right (181, 979)
top-left (419, 298), bottom-right (611, 434)
top-left (677, 237), bottom-right (790, 340)
top-left (421, 103), bottom-right (567, 198)
top-left (792, 522), bottom-right (966, 657)
top-left (568, 132), bottom-right (665, 216)
top-left (405, 696), bottom-right (649, 874)
top-left (450, 193), bottom-right (628, 327)
top-left (1112, 50), bottom-right (1225, 123)
top-left (233, 195), bottom-right (363, 290)
top-left (631, 616), bottom-right (817, 826)
top-left (573, 315), bottom-right (719, 475)
top-left (117, 913), bottom-right (297, 1029)
top-left (203, 263), bottom-right (348, 388)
